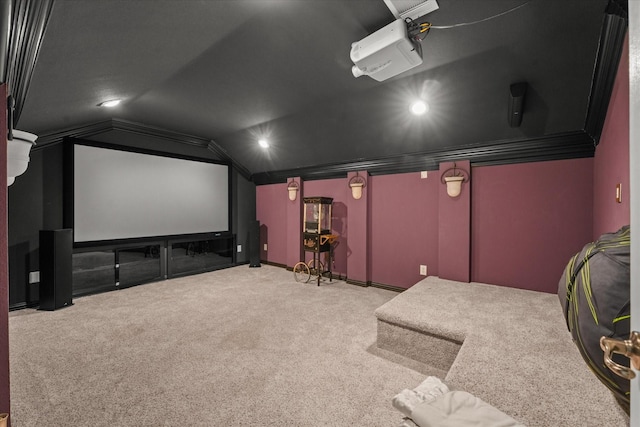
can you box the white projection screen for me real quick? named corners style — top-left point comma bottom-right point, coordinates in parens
top-left (73, 144), bottom-right (229, 243)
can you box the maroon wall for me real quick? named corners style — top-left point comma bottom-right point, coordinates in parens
top-left (438, 161), bottom-right (471, 283)
top-left (255, 39), bottom-right (628, 294)
top-left (255, 158), bottom-right (595, 293)
top-left (285, 177), bottom-right (303, 269)
top-left (471, 158), bottom-right (594, 293)
top-left (256, 183), bottom-right (288, 265)
top-left (346, 171), bottom-right (369, 285)
top-left (0, 83), bottom-right (10, 419)
top-left (593, 34), bottom-right (630, 239)
top-left (370, 172), bottom-right (438, 289)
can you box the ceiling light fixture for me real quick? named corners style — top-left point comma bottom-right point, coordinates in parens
top-left (410, 100), bottom-right (428, 115)
top-left (258, 139), bottom-right (269, 148)
top-left (98, 99), bottom-right (121, 107)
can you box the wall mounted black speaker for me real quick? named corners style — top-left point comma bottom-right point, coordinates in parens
top-left (39, 229), bottom-right (73, 311)
top-left (508, 82), bottom-right (527, 127)
top-left (249, 220), bottom-right (261, 268)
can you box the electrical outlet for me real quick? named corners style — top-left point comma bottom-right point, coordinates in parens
top-left (237, 245), bottom-right (242, 253)
top-left (28, 271), bottom-right (40, 284)
top-left (420, 171), bottom-right (428, 179)
top-left (420, 265), bottom-right (427, 276)
top-left (263, 243), bottom-right (268, 251)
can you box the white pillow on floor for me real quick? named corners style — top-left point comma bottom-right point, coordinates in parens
top-left (411, 390), bottom-right (526, 427)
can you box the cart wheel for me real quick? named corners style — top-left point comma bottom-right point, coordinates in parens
top-left (307, 260), bottom-right (325, 279)
top-left (293, 262), bottom-right (311, 283)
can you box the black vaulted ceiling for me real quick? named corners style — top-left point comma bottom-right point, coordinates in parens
top-left (4, 0), bottom-right (628, 183)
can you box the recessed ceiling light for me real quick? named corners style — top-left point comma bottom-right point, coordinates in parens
top-left (258, 139), bottom-right (269, 148)
top-left (98, 99), bottom-right (121, 108)
top-left (410, 100), bottom-right (428, 115)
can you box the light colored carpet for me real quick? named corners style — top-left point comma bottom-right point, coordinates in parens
top-left (9, 265), bottom-right (427, 427)
top-left (10, 266), bottom-right (630, 427)
top-left (375, 276), bottom-right (630, 427)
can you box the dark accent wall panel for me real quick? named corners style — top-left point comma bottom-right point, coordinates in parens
top-left (9, 143), bottom-right (64, 309)
top-left (233, 167), bottom-right (256, 265)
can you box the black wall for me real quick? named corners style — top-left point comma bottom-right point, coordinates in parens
top-left (8, 143), bottom-right (65, 308)
top-left (232, 166), bottom-right (256, 265)
top-left (8, 134), bottom-right (256, 309)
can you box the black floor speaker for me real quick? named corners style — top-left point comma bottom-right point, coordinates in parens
top-left (39, 229), bottom-right (74, 310)
top-left (249, 220), bottom-right (261, 268)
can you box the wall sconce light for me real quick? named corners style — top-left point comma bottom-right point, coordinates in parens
top-left (348, 172), bottom-right (366, 200)
top-left (7, 130), bottom-right (37, 186)
top-left (287, 179), bottom-right (299, 201)
top-left (6, 96), bottom-right (37, 186)
top-left (440, 163), bottom-right (469, 198)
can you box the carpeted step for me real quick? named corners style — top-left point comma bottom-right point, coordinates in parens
top-left (374, 276), bottom-right (629, 427)
top-left (376, 319), bottom-right (462, 372)
top-left (374, 276), bottom-right (468, 374)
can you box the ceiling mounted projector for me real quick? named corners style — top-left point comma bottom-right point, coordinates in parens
top-left (383, 0), bottom-right (439, 21)
top-left (350, 19), bottom-right (423, 82)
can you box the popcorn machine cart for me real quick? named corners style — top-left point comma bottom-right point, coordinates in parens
top-left (293, 197), bottom-right (337, 285)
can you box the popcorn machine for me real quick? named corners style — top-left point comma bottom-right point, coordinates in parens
top-left (293, 197), bottom-right (337, 285)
